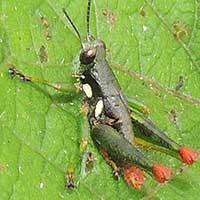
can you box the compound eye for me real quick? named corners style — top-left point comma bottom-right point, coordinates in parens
top-left (80, 47), bottom-right (97, 65)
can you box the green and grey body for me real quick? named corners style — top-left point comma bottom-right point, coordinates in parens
top-left (91, 124), bottom-right (153, 174)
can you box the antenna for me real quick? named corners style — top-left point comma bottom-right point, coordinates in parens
top-left (63, 8), bottom-right (83, 47)
top-left (86, 0), bottom-right (92, 38)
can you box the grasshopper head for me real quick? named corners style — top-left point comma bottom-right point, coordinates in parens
top-left (80, 39), bottom-right (106, 65)
top-left (63, 1), bottom-right (106, 65)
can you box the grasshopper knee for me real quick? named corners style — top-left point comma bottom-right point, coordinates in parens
top-left (9, 67), bottom-right (31, 82)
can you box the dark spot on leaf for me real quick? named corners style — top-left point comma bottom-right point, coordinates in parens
top-left (40, 16), bottom-right (49, 28)
top-left (173, 21), bottom-right (189, 39)
top-left (85, 152), bottom-right (95, 171)
top-left (40, 16), bottom-right (52, 40)
top-left (39, 45), bottom-right (48, 63)
top-left (169, 108), bottom-right (179, 125)
top-left (0, 164), bottom-right (8, 173)
top-left (140, 8), bottom-right (146, 17)
top-left (44, 31), bottom-right (52, 41)
top-left (102, 9), bottom-right (117, 25)
top-left (175, 75), bottom-right (184, 91)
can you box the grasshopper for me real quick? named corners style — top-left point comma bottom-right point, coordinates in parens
top-left (8, 0), bottom-right (199, 190)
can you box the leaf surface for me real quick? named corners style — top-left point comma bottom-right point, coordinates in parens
top-left (0, 0), bottom-right (200, 199)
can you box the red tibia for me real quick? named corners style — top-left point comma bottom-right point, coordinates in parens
top-left (152, 164), bottom-right (173, 183)
top-left (179, 147), bottom-right (199, 165)
top-left (124, 165), bottom-right (146, 190)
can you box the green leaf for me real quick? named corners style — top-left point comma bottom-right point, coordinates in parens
top-left (0, 0), bottom-right (200, 199)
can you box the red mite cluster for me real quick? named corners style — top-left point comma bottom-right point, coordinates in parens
top-left (124, 147), bottom-right (199, 189)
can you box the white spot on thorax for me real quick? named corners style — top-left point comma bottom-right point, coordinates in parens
top-left (80, 75), bottom-right (85, 79)
top-left (95, 100), bottom-right (104, 118)
top-left (82, 83), bottom-right (92, 98)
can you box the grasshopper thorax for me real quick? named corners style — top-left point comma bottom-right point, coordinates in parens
top-left (80, 39), bottom-right (106, 65)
